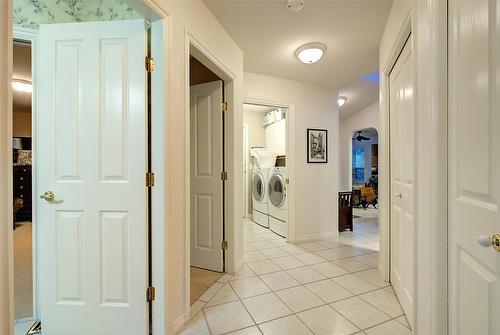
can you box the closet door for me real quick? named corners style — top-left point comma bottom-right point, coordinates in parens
top-left (389, 35), bottom-right (415, 327)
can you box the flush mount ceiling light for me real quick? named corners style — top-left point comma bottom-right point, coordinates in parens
top-left (337, 96), bottom-right (347, 108)
top-left (12, 79), bottom-right (32, 93)
top-left (295, 42), bottom-right (326, 64)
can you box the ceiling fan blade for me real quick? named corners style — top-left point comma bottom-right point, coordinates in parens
top-left (359, 136), bottom-right (370, 141)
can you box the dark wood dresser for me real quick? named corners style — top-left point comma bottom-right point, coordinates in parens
top-left (13, 165), bottom-right (32, 221)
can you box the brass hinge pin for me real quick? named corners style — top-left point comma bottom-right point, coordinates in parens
top-left (146, 286), bottom-right (156, 302)
top-left (146, 57), bottom-right (155, 73)
top-left (146, 172), bottom-right (155, 187)
top-left (220, 102), bottom-right (227, 112)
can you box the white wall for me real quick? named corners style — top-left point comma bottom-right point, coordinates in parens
top-left (339, 102), bottom-right (379, 190)
top-left (378, 1), bottom-right (449, 333)
top-left (265, 119), bottom-right (286, 156)
top-left (153, 1), bottom-right (244, 331)
top-left (244, 72), bottom-right (339, 241)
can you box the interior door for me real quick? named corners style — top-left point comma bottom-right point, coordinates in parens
top-left (37, 20), bottom-right (147, 334)
top-left (389, 35), bottom-right (414, 327)
top-left (449, 1), bottom-right (500, 333)
top-left (190, 81), bottom-right (224, 272)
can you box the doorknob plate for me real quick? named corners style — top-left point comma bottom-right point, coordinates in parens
top-left (478, 234), bottom-right (500, 252)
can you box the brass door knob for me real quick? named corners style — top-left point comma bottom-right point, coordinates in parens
top-left (40, 191), bottom-right (55, 202)
top-left (478, 234), bottom-right (500, 252)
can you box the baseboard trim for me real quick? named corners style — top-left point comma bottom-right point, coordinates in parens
top-left (173, 313), bottom-right (186, 333)
top-left (234, 259), bottom-right (244, 274)
top-left (293, 231), bottom-right (339, 243)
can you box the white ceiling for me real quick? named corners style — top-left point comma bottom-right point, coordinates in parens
top-left (338, 78), bottom-right (379, 119)
top-left (204, 0), bottom-right (392, 90)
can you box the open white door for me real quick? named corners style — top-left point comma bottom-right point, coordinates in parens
top-left (190, 81), bottom-right (224, 272)
top-left (389, 35), bottom-right (414, 327)
top-left (449, 1), bottom-right (500, 334)
top-left (37, 20), bottom-right (148, 334)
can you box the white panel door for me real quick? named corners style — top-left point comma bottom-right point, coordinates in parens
top-left (389, 35), bottom-right (414, 327)
top-left (190, 81), bottom-right (224, 272)
top-left (37, 20), bottom-right (147, 334)
top-left (449, 1), bottom-right (500, 334)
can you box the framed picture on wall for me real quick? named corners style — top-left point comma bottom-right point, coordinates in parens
top-left (307, 128), bottom-right (328, 163)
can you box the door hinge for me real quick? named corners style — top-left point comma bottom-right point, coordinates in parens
top-left (146, 286), bottom-right (156, 302)
top-left (145, 57), bottom-right (155, 73)
top-left (222, 240), bottom-right (228, 250)
top-left (220, 101), bottom-right (228, 112)
top-left (146, 172), bottom-right (155, 187)
top-left (221, 171), bottom-right (228, 181)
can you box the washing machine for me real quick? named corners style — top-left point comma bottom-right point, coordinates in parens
top-left (252, 167), bottom-right (271, 228)
top-left (268, 167), bottom-right (288, 237)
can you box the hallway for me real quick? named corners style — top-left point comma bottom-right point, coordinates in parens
top-left (179, 219), bottom-right (410, 335)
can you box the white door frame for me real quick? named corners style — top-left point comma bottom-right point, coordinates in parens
top-left (184, 35), bottom-right (239, 321)
top-left (379, 11), bottom-right (412, 286)
top-left (243, 123), bottom-right (249, 218)
top-left (379, 2), bottom-right (448, 334)
top-left (5, 2), bottom-right (169, 333)
top-left (243, 98), bottom-right (296, 242)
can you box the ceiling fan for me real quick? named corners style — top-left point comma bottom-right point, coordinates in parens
top-left (354, 131), bottom-right (370, 141)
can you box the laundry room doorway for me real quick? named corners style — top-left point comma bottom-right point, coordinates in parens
top-left (243, 102), bottom-right (290, 239)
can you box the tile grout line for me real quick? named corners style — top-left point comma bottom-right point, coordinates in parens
top-left (185, 220), bottom-right (409, 335)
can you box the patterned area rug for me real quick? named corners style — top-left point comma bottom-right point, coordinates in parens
top-left (353, 207), bottom-right (379, 219)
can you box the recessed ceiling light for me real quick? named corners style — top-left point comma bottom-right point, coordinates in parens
top-left (286, 0), bottom-right (304, 11)
top-left (337, 96), bottom-right (347, 108)
top-left (295, 42), bottom-right (326, 64)
top-left (12, 79), bottom-right (32, 93)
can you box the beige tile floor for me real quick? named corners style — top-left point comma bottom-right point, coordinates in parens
top-left (178, 218), bottom-right (411, 335)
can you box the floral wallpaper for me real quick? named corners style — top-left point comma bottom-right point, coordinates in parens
top-left (13, 0), bottom-right (142, 29)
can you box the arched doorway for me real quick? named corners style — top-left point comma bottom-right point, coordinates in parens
top-left (350, 127), bottom-right (379, 239)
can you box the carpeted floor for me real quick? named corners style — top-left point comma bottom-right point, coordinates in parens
top-left (190, 267), bottom-right (224, 305)
top-left (14, 221), bottom-right (33, 319)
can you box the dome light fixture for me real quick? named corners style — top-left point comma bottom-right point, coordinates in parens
top-left (295, 42), bottom-right (327, 64)
top-left (337, 96), bottom-right (347, 108)
top-left (12, 79), bottom-right (32, 93)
